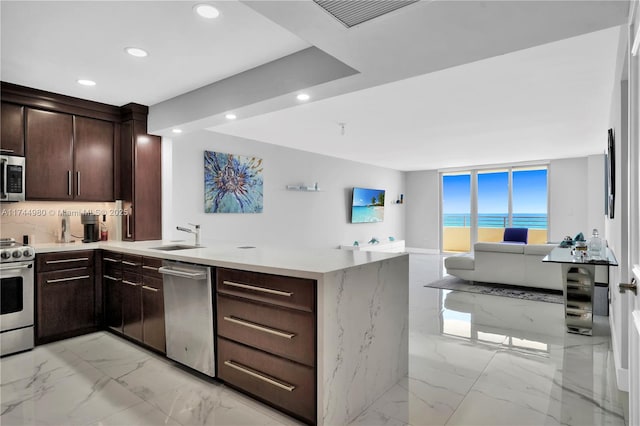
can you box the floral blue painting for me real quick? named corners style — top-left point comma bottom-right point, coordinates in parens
top-left (204, 151), bottom-right (263, 213)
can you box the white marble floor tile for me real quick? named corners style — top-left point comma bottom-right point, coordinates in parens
top-left (88, 400), bottom-right (182, 426)
top-left (110, 357), bottom-right (197, 403)
top-left (0, 342), bottom-right (94, 388)
top-left (62, 332), bottom-right (153, 379)
top-left (149, 379), bottom-right (289, 426)
top-left (1, 364), bottom-right (144, 426)
top-left (358, 253), bottom-right (627, 426)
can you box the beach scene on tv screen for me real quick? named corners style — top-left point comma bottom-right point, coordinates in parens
top-left (352, 187), bottom-right (385, 223)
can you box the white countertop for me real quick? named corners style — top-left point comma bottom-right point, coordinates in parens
top-left (32, 240), bottom-right (407, 279)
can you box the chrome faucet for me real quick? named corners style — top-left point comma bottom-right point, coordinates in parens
top-left (176, 223), bottom-right (201, 246)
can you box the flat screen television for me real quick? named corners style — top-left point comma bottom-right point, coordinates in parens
top-left (351, 187), bottom-right (385, 223)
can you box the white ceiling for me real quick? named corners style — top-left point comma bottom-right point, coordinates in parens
top-left (0, 1), bottom-right (309, 105)
top-left (0, 1), bottom-right (630, 171)
top-left (211, 26), bottom-right (622, 171)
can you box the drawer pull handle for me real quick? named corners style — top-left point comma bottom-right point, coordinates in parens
top-left (122, 280), bottom-right (139, 286)
top-left (222, 280), bottom-right (293, 297)
top-left (224, 360), bottom-right (295, 392)
top-left (142, 285), bottom-right (159, 292)
top-left (223, 316), bottom-right (295, 339)
top-left (104, 257), bottom-right (120, 263)
top-left (46, 275), bottom-right (90, 284)
top-left (122, 261), bottom-right (140, 267)
top-left (104, 275), bottom-right (122, 282)
top-left (46, 257), bottom-right (89, 264)
top-left (142, 265), bottom-right (159, 272)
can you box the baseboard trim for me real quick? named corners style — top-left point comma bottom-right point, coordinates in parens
top-left (405, 247), bottom-right (440, 254)
top-left (609, 313), bottom-right (629, 392)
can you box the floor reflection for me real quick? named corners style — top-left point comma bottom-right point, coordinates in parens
top-left (353, 253), bottom-right (627, 426)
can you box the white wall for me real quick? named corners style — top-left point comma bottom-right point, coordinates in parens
top-left (547, 157), bottom-right (589, 242)
top-left (163, 130), bottom-right (405, 249)
top-left (405, 170), bottom-right (439, 251)
top-left (405, 156), bottom-right (605, 251)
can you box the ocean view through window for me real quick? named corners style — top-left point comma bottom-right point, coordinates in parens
top-left (442, 166), bottom-right (548, 252)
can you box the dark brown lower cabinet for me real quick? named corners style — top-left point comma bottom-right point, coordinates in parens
top-left (216, 268), bottom-right (317, 425)
top-left (121, 272), bottom-right (143, 341)
top-left (36, 251), bottom-right (97, 344)
top-left (104, 263), bottom-right (123, 331)
top-left (102, 251), bottom-right (165, 354)
top-left (141, 275), bottom-right (165, 352)
top-left (218, 338), bottom-right (315, 424)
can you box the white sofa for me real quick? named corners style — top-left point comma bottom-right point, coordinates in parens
top-left (444, 242), bottom-right (563, 291)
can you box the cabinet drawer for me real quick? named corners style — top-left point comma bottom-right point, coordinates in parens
top-left (217, 268), bottom-right (315, 312)
top-left (121, 254), bottom-right (142, 274)
top-left (40, 267), bottom-right (93, 284)
top-left (217, 337), bottom-right (315, 425)
top-left (103, 262), bottom-right (122, 281)
top-left (218, 295), bottom-right (314, 367)
top-left (142, 257), bottom-right (162, 279)
top-left (122, 271), bottom-right (142, 287)
top-left (102, 251), bottom-right (122, 264)
top-left (37, 250), bottom-right (94, 272)
top-left (142, 275), bottom-right (163, 291)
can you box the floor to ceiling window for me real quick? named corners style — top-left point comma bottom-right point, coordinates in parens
top-left (442, 173), bottom-right (471, 252)
top-left (442, 165), bottom-right (548, 252)
top-left (477, 169), bottom-right (509, 242)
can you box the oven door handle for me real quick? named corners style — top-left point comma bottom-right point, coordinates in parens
top-left (0, 264), bottom-right (33, 272)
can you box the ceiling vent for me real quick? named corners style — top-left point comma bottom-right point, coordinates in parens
top-left (313, 0), bottom-right (419, 28)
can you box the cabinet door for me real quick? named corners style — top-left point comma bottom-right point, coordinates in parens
top-left (37, 268), bottom-right (95, 341)
top-left (25, 108), bottom-right (73, 200)
top-left (104, 269), bottom-right (123, 332)
top-left (121, 272), bottom-right (142, 341)
top-left (1, 102), bottom-right (24, 156)
top-left (133, 134), bottom-right (161, 240)
top-left (142, 276), bottom-right (165, 353)
top-left (74, 116), bottom-right (114, 201)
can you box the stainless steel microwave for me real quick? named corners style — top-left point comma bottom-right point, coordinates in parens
top-left (0, 155), bottom-right (25, 202)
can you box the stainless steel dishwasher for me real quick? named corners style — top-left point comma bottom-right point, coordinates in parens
top-left (159, 261), bottom-right (215, 377)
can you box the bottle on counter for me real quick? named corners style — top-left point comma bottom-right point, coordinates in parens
top-left (588, 228), bottom-right (603, 259)
top-left (100, 214), bottom-right (108, 241)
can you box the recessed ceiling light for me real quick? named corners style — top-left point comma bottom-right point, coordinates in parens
top-left (194, 4), bottom-right (220, 19)
top-left (172, 128), bottom-right (183, 134)
top-left (77, 79), bottom-right (96, 86)
top-left (296, 93), bottom-right (310, 101)
top-left (225, 113), bottom-right (237, 120)
top-left (125, 47), bottom-right (148, 57)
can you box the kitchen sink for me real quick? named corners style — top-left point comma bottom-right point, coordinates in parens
top-left (150, 244), bottom-right (200, 251)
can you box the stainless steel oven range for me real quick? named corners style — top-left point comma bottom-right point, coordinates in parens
top-left (0, 238), bottom-right (35, 356)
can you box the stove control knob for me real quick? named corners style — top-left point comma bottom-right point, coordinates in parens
top-left (12, 250), bottom-right (22, 259)
top-left (23, 249), bottom-right (33, 257)
top-left (0, 251), bottom-right (10, 259)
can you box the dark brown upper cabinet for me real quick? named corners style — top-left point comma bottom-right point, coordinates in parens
top-left (120, 105), bottom-right (161, 241)
top-left (25, 108), bottom-right (75, 200)
top-left (25, 109), bottom-right (115, 201)
top-left (74, 116), bottom-right (114, 201)
top-left (1, 102), bottom-right (25, 156)
top-left (3, 82), bottom-right (161, 236)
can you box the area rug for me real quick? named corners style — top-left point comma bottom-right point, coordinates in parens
top-left (425, 275), bottom-right (564, 304)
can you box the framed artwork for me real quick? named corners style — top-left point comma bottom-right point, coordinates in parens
top-left (607, 128), bottom-right (615, 219)
top-left (204, 151), bottom-right (263, 213)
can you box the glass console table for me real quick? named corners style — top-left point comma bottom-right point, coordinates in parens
top-left (543, 246), bottom-right (618, 335)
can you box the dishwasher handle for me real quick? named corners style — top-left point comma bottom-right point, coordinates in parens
top-left (158, 265), bottom-right (207, 280)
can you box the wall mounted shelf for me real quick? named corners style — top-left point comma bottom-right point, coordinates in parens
top-left (286, 185), bottom-right (322, 192)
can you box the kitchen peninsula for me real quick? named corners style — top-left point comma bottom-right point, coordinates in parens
top-left (33, 240), bottom-right (409, 426)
